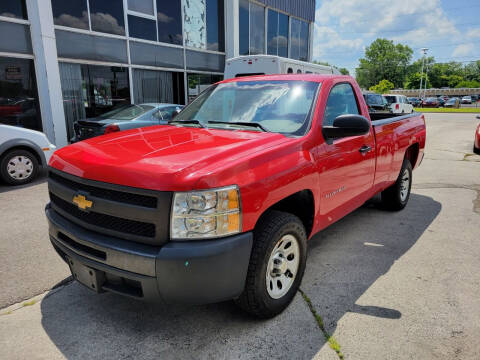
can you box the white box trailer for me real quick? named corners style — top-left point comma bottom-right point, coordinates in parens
top-left (224, 55), bottom-right (340, 79)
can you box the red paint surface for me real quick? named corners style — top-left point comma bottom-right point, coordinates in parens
top-left (475, 123), bottom-right (480, 149)
top-left (49, 75), bottom-right (426, 238)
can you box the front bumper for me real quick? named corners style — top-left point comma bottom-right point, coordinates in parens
top-left (46, 205), bottom-right (253, 304)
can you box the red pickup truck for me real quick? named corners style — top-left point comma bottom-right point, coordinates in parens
top-left (46, 75), bottom-right (425, 318)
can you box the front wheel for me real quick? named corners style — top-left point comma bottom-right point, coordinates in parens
top-left (381, 159), bottom-right (412, 210)
top-left (235, 211), bottom-right (307, 318)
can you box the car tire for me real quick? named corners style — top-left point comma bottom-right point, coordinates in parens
top-left (235, 210), bottom-right (307, 318)
top-left (0, 149), bottom-right (39, 185)
top-left (381, 159), bottom-right (412, 211)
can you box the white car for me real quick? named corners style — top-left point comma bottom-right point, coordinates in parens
top-left (384, 94), bottom-right (414, 114)
top-left (461, 96), bottom-right (472, 104)
top-left (0, 125), bottom-right (56, 185)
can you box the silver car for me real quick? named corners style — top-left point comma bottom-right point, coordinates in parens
top-left (73, 103), bottom-right (183, 141)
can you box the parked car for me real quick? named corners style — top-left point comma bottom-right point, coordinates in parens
top-left (46, 74), bottom-right (426, 318)
top-left (474, 116), bottom-right (480, 154)
top-left (444, 97), bottom-right (459, 108)
top-left (436, 97), bottom-right (445, 107)
top-left (0, 124), bottom-right (56, 185)
top-left (363, 92), bottom-right (391, 114)
top-left (422, 97), bottom-right (442, 108)
top-left (384, 94), bottom-right (414, 113)
top-left (73, 103), bottom-right (184, 142)
top-left (461, 96), bottom-right (472, 104)
top-left (471, 95), bottom-right (479, 102)
top-left (407, 97), bottom-right (422, 107)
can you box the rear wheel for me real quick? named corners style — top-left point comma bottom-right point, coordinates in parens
top-left (0, 149), bottom-right (39, 185)
top-left (381, 159), bottom-right (412, 210)
top-left (235, 211), bottom-right (307, 318)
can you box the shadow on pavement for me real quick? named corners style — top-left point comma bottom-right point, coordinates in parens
top-left (0, 169), bottom-right (46, 193)
top-left (40, 193), bottom-right (440, 359)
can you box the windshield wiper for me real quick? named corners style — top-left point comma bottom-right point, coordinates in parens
top-left (207, 120), bottom-right (267, 132)
top-left (169, 119), bottom-right (205, 128)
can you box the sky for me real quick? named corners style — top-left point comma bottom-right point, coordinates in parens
top-left (312, 0), bottom-right (480, 74)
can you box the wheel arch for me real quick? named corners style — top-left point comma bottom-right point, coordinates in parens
top-left (0, 139), bottom-right (45, 166)
top-left (404, 143), bottom-right (419, 168)
top-left (254, 189), bottom-right (315, 238)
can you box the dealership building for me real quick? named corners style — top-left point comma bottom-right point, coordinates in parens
top-left (0, 0), bottom-right (314, 146)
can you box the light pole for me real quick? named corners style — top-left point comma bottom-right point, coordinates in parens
top-left (423, 63), bottom-right (429, 99)
top-left (419, 48), bottom-right (428, 99)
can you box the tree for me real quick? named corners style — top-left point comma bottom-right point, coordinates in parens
top-left (369, 79), bottom-right (394, 94)
top-left (455, 80), bottom-right (480, 88)
top-left (338, 67), bottom-right (350, 75)
top-left (355, 38), bottom-right (413, 89)
top-left (404, 73), bottom-right (430, 89)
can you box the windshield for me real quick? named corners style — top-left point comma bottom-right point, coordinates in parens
top-left (384, 96), bottom-right (396, 104)
top-left (175, 80), bottom-right (320, 136)
top-left (98, 104), bottom-right (154, 120)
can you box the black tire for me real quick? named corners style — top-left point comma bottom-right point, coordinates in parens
top-left (381, 159), bottom-right (412, 211)
top-left (0, 149), bottom-right (39, 185)
top-left (235, 211), bottom-right (307, 318)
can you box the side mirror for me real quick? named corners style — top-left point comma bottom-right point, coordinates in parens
top-left (171, 109), bottom-right (181, 119)
top-left (323, 114), bottom-right (371, 139)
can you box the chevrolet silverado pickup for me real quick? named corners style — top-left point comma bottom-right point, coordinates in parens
top-left (46, 75), bottom-right (426, 318)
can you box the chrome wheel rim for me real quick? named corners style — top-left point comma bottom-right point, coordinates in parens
top-left (6, 155), bottom-right (34, 180)
top-left (399, 169), bottom-right (410, 202)
top-left (266, 234), bottom-right (300, 299)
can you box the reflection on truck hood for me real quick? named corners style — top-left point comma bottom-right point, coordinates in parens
top-left (49, 125), bottom-right (290, 191)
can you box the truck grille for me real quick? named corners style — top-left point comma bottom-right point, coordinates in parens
top-left (50, 193), bottom-right (155, 238)
top-left (49, 172), bottom-right (157, 208)
top-left (47, 169), bottom-right (172, 246)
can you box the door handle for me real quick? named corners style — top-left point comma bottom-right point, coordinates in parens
top-left (359, 145), bottom-right (372, 154)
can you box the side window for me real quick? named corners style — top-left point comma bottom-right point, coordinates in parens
top-left (152, 110), bottom-right (164, 121)
top-left (297, 69), bottom-right (302, 74)
top-left (323, 83), bottom-right (360, 126)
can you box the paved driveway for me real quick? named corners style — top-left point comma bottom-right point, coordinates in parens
top-left (1, 113), bottom-right (479, 359)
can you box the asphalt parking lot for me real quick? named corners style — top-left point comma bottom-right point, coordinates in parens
top-left (1, 113), bottom-right (479, 359)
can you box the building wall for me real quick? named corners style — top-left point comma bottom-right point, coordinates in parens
top-left (0, 0), bottom-right (315, 146)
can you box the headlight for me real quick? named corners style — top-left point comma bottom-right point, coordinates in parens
top-left (171, 185), bottom-right (241, 240)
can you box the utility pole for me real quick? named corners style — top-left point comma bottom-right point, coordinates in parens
top-left (424, 63), bottom-right (429, 99)
top-left (419, 48), bottom-right (428, 98)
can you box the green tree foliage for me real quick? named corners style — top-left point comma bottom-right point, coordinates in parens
top-left (356, 38), bottom-right (413, 89)
top-left (355, 39), bottom-right (480, 89)
top-left (369, 79), bottom-right (394, 94)
top-left (455, 80), bottom-right (480, 88)
top-left (404, 73), bottom-right (430, 89)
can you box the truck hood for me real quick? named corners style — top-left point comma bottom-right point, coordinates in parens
top-left (49, 125), bottom-right (290, 191)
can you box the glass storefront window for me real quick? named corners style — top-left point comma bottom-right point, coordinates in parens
top-left (128, 15), bottom-right (156, 41)
top-left (51, 0), bottom-right (89, 30)
top-left (290, 18), bottom-right (309, 61)
top-left (267, 10), bottom-right (288, 58)
top-left (239, 0), bottom-right (249, 56)
top-left (0, 0), bottom-right (27, 20)
top-left (157, 0), bottom-right (182, 45)
top-left (206, 0), bottom-right (224, 52)
top-left (88, 0), bottom-right (125, 35)
top-left (238, 0), bottom-right (265, 56)
top-left (187, 73), bottom-right (222, 103)
top-left (127, 0), bottom-right (154, 16)
top-left (59, 63), bottom-right (130, 141)
top-left (133, 69), bottom-right (184, 105)
top-left (0, 57), bottom-right (42, 131)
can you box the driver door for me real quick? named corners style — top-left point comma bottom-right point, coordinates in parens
top-left (318, 82), bottom-right (376, 220)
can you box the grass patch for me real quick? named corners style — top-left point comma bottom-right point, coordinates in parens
top-left (22, 299), bottom-right (37, 307)
top-left (300, 289), bottom-right (345, 359)
top-left (414, 107), bottom-right (480, 113)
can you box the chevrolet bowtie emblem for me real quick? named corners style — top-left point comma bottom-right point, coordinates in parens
top-left (72, 194), bottom-right (93, 210)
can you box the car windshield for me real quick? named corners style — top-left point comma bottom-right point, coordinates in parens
top-left (175, 80), bottom-right (320, 136)
top-left (97, 104), bottom-right (154, 120)
top-left (384, 96), bottom-right (396, 104)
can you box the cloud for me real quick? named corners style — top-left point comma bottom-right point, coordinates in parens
top-left (90, 12), bottom-right (125, 35)
top-left (452, 44), bottom-right (474, 57)
top-left (157, 12), bottom-right (174, 24)
top-left (465, 28), bottom-right (480, 38)
top-left (54, 11), bottom-right (89, 30)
